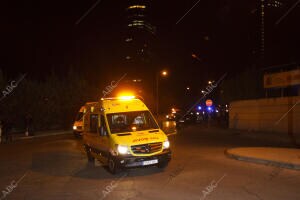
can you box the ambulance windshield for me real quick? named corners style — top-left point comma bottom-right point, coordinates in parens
top-left (107, 111), bottom-right (159, 133)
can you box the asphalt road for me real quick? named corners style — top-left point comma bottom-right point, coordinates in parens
top-left (0, 125), bottom-right (300, 200)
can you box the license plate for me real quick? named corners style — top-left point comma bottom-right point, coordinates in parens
top-left (142, 159), bottom-right (158, 166)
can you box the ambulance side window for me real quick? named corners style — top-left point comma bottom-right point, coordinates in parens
top-left (90, 114), bottom-right (98, 133)
top-left (100, 115), bottom-right (108, 136)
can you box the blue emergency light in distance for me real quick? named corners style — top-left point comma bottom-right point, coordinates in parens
top-left (207, 106), bottom-right (213, 112)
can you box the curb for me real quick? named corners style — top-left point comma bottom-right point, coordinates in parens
top-left (224, 149), bottom-right (300, 170)
top-left (14, 131), bottom-right (72, 141)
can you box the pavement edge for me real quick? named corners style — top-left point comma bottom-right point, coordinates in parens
top-left (224, 148), bottom-right (300, 171)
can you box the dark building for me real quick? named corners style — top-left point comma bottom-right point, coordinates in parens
top-left (258, 0), bottom-right (300, 67)
top-left (260, 0), bottom-right (285, 60)
top-left (124, 0), bottom-right (156, 64)
top-left (120, 1), bottom-right (157, 108)
top-left (246, 0), bottom-right (287, 66)
top-left (266, 0), bottom-right (284, 8)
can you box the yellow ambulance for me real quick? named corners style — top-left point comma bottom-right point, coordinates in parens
top-left (82, 96), bottom-right (171, 174)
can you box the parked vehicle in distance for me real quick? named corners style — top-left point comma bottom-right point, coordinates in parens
top-left (73, 102), bottom-right (97, 137)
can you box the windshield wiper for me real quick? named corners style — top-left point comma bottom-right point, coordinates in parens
top-left (148, 129), bottom-right (159, 133)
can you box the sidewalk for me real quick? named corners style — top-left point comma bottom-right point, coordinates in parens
top-left (11, 130), bottom-right (72, 141)
top-left (225, 147), bottom-right (300, 170)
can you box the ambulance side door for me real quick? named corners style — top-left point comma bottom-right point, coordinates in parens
top-left (86, 114), bottom-right (100, 156)
top-left (94, 115), bottom-right (110, 162)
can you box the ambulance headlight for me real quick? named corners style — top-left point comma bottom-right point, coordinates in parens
top-left (73, 126), bottom-right (77, 130)
top-left (117, 145), bottom-right (129, 154)
top-left (163, 140), bottom-right (170, 149)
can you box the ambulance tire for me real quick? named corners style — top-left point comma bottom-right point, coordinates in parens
top-left (157, 160), bottom-right (169, 169)
top-left (108, 155), bottom-right (120, 174)
top-left (73, 131), bottom-right (81, 139)
top-left (84, 145), bottom-right (95, 164)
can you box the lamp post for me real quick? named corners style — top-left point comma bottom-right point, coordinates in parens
top-left (156, 70), bottom-right (168, 116)
top-left (208, 80), bottom-right (215, 85)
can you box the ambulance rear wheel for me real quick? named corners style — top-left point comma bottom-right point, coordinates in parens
top-left (84, 145), bottom-right (94, 163)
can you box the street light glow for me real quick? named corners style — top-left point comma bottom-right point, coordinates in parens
top-left (161, 70), bottom-right (168, 76)
top-left (191, 53), bottom-right (201, 61)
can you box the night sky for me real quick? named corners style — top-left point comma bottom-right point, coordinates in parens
top-left (2, 0), bottom-right (300, 87)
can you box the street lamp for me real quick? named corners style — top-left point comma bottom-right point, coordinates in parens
top-left (192, 53), bottom-right (201, 61)
top-left (161, 70), bottom-right (168, 76)
top-left (156, 70), bottom-right (168, 115)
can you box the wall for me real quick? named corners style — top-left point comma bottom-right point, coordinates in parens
top-left (229, 96), bottom-right (300, 135)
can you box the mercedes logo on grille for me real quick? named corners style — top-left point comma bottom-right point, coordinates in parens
top-left (145, 145), bottom-right (151, 153)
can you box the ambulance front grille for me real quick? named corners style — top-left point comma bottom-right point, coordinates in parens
top-left (131, 142), bottom-right (162, 154)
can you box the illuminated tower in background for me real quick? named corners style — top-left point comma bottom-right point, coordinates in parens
top-left (121, 1), bottom-right (157, 109)
top-left (260, 0), bottom-right (265, 59)
top-left (124, 0), bottom-right (156, 63)
top-left (260, 0), bottom-right (284, 60)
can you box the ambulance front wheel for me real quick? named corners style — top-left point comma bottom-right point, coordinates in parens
top-left (108, 155), bottom-right (120, 174)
